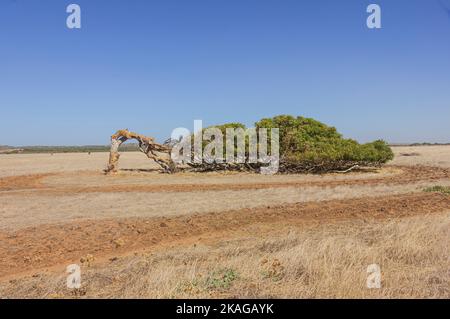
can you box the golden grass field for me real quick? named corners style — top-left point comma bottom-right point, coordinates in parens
top-left (0, 146), bottom-right (449, 298)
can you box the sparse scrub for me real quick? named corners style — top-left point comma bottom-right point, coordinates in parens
top-left (424, 186), bottom-right (450, 195)
top-left (1, 145), bottom-right (449, 299)
top-left (205, 268), bottom-right (239, 290)
top-left (2, 212), bottom-right (449, 298)
top-left (261, 258), bottom-right (285, 282)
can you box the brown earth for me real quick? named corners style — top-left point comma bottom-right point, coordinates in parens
top-left (0, 192), bottom-right (449, 281)
top-left (0, 165), bottom-right (449, 195)
top-left (0, 146), bottom-right (449, 298)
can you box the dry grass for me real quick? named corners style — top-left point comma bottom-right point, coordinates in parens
top-left (1, 146), bottom-right (450, 298)
top-left (5, 180), bottom-right (450, 231)
top-left (392, 145), bottom-right (450, 168)
top-left (0, 144), bottom-right (449, 178)
top-left (2, 211), bottom-right (448, 299)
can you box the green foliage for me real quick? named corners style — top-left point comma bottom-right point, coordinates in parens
top-left (189, 114), bottom-right (394, 173)
top-left (255, 115), bottom-right (394, 172)
top-left (195, 122), bottom-right (247, 155)
top-left (205, 268), bottom-right (239, 290)
top-left (423, 186), bottom-right (450, 195)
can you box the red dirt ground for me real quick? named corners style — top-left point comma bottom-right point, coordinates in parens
top-left (1, 192), bottom-right (449, 280)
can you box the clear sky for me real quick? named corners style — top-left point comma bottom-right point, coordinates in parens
top-left (1, 0), bottom-right (449, 145)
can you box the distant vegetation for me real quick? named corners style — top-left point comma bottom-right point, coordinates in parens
top-left (409, 142), bottom-right (450, 146)
top-left (424, 186), bottom-right (450, 195)
top-left (390, 142), bottom-right (450, 146)
top-left (0, 144), bottom-right (139, 154)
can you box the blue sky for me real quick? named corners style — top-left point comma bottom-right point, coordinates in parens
top-left (1, 0), bottom-right (449, 145)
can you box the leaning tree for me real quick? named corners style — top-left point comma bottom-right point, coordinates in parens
top-left (105, 115), bottom-right (394, 174)
top-left (105, 129), bottom-right (176, 173)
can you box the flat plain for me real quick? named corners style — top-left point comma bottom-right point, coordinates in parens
top-left (0, 146), bottom-right (449, 298)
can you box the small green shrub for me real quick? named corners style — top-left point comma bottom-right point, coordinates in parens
top-left (423, 186), bottom-right (450, 194)
top-left (204, 268), bottom-right (239, 290)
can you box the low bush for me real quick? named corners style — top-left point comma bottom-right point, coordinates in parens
top-left (423, 186), bottom-right (450, 195)
top-left (255, 115), bottom-right (393, 172)
top-left (187, 115), bottom-right (393, 173)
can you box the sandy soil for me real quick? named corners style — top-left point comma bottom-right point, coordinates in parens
top-left (0, 145), bottom-right (448, 178)
top-left (0, 146), bottom-right (449, 298)
top-left (391, 145), bottom-right (450, 167)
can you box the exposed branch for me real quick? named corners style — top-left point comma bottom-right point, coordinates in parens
top-left (105, 129), bottom-right (175, 174)
top-left (332, 165), bottom-right (360, 174)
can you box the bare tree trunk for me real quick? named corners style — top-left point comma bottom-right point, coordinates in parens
top-left (105, 129), bottom-right (174, 174)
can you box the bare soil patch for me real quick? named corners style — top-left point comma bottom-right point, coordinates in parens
top-left (0, 165), bottom-right (449, 195)
top-left (1, 192), bottom-right (449, 280)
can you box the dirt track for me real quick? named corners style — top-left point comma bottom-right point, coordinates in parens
top-left (0, 192), bottom-right (449, 280)
top-left (1, 165), bottom-right (449, 195)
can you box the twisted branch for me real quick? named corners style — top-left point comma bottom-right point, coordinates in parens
top-left (105, 129), bottom-right (175, 173)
